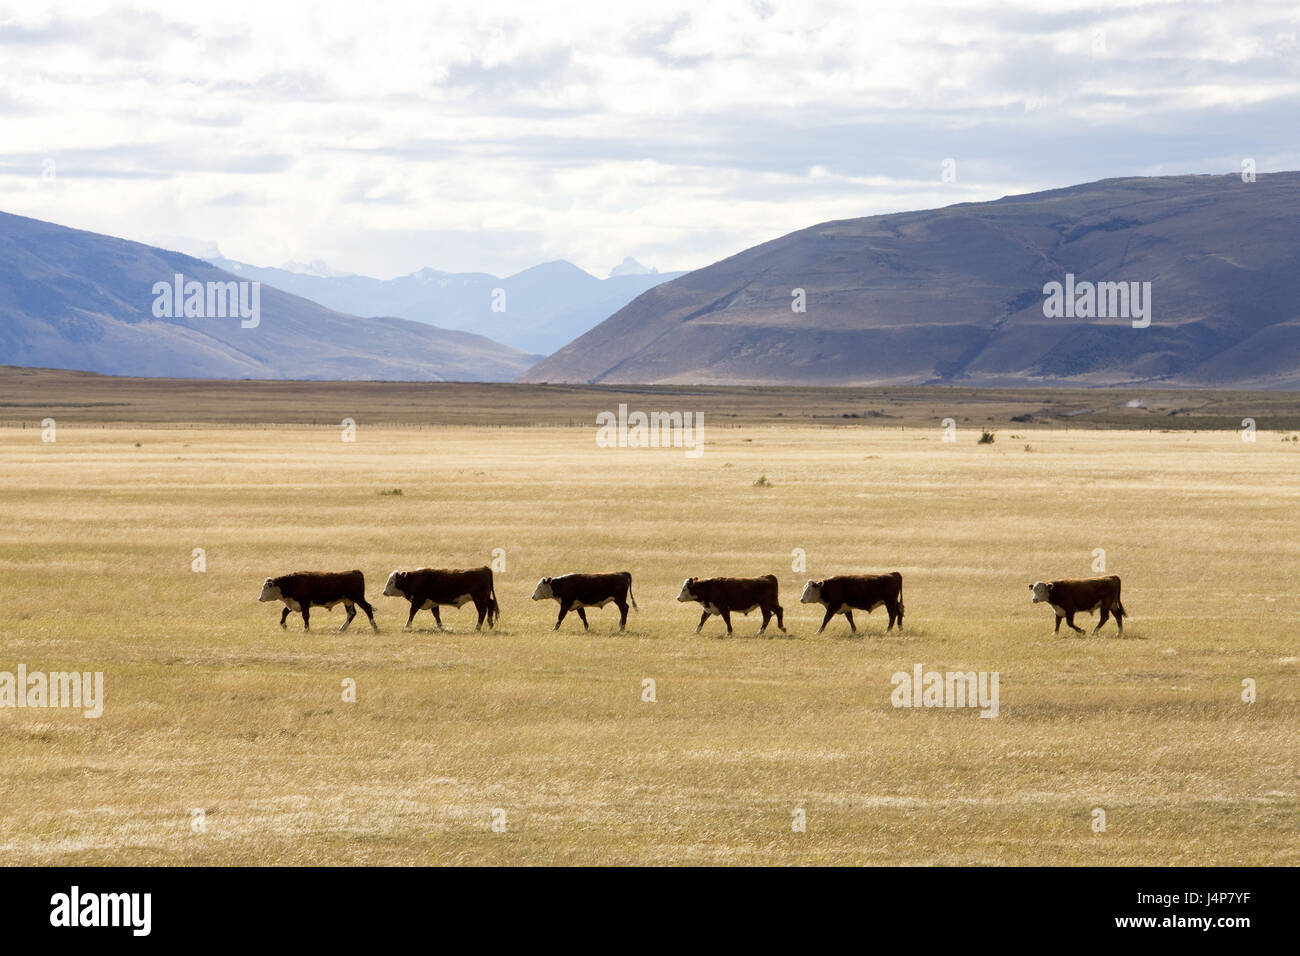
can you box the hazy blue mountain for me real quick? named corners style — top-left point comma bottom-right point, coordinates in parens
top-left (0, 211), bottom-right (538, 381)
top-left (521, 173), bottom-right (1300, 389)
top-left (609, 256), bottom-right (659, 277)
top-left (210, 256), bottom-right (685, 354)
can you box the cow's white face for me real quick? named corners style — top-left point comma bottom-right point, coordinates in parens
top-left (531, 578), bottom-right (553, 601)
top-left (1030, 582), bottom-right (1050, 603)
top-left (676, 579), bottom-right (698, 603)
top-left (383, 571), bottom-right (405, 598)
top-left (800, 580), bottom-right (823, 604)
top-left (258, 579), bottom-right (281, 603)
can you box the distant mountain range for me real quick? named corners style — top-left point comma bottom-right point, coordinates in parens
top-left (522, 173), bottom-right (1300, 388)
top-left (8, 172), bottom-right (1300, 389)
top-left (0, 212), bottom-right (537, 381)
top-left (210, 255), bottom-right (685, 355)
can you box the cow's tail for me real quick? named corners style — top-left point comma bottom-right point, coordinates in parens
top-left (627, 575), bottom-right (638, 610)
top-left (898, 578), bottom-right (905, 617)
top-left (490, 584), bottom-right (500, 623)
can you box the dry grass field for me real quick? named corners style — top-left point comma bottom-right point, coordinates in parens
top-left (0, 376), bottom-right (1297, 865)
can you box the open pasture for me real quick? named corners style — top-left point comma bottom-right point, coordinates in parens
top-left (0, 397), bottom-right (1296, 864)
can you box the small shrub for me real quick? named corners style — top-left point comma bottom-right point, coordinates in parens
top-left (978, 430), bottom-right (996, 445)
top-left (377, 488), bottom-right (404, 496)
top-left (754, 474), bottom-right (773, 488)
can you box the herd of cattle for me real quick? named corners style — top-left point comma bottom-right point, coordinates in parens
top-left (257, 568), bottom-right (1128, 636)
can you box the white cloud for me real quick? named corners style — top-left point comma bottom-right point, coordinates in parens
top-left (0, 0), bottom-right (1297, 277)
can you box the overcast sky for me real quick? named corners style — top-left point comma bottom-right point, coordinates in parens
top-left (2, 0), bottom-right (1298, 279)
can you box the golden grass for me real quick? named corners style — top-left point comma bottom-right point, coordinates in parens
top-left (0, 421), bottom-right (1296, 864)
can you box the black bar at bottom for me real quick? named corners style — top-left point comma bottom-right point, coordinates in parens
top-left (0, 865), bottom-right (1286, 943)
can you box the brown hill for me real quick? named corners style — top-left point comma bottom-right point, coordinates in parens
top-left (521, 173), bottom-right (1300, 388)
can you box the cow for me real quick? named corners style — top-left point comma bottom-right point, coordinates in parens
top-left (258, 570), bottom-right (378, 632)
top-left (1029, 575), bottom-right (1126, 635)
top-left (382, 566), bottom-right (499, 631)
top-left (531, 572), bottom-right (637, 631)
top-left (676, 575), bottom-right (785, 636)
top-left (800, 572), bottom-right (903, 634)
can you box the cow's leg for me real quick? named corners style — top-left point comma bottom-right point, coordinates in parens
top-left (430, 605), bottom-right (444, 630)
top-left (554, 602), bottom-right (570, 630)
top-left (696, 610), bottom-right (710, 633)
top-left (340, 601), bottom-right (356, 632)
top-left (576, 608), bottom-right (589, 630)
top-left (405, 600), bottom-right (419, 628)
top-left (1065, 611), bottom-right (1085, 634)
top-left (759, 607), bottom-right (772, 634)
top-left (886, 601), bottom-right (900, 631)
top-left (1054, 615), bottom-right (1063, 634)
top-left (1114, 605), bottom-right (1124, 635)
top-left (844, 610), bottom-right (857, 633)
top-left (615, 599), bottom-right (629, 631)
top-left (357, 597), bottom-right (378, 632)
top-left (280, 606), bottom-right (291, 629)
top-left (720, 608), bottom-right (733, 635)
top-left (474, 599), bottom-right (488, 632)
top-left (774, 602), bottom-right (785, 632)
top-left (301, 604), bottom-right (311, 630)
top-left (1092, 605), bottom-right (1110, 635)
top-left (817, 607), bottom-right (835, 634)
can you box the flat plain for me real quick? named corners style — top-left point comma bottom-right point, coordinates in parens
top-left (0, 371), bottom-right (1296, 864)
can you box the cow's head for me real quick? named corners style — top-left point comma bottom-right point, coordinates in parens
top-left (1029, 581), bottom-right (1051, 604)
top-left (383, 571), bottom-right (407, 598)
top-left (800, 580), bottom-right (824, 604)
top-left (531, 577), bottom-right (554, 601)
top-left (676, 577), bottom-right (699, 603)
top-left (258, 578), bottom-right (281, 602)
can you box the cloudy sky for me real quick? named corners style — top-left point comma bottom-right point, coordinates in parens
top-left (2, 0), bottom-right (1298, 279)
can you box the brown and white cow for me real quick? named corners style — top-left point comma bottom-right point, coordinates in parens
top-left (531, 572), bottom-right (637, 631)
top-left (258, 570), bottom-right (378, 632)
top-left (1029, 575), bottom-right (1126, 635)
top-left (383, 566), bottom-right (499, 631)
top-left (676, 575), bottom-right (785, 636)
top-left (800, 572), bottom-right (903, 634)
